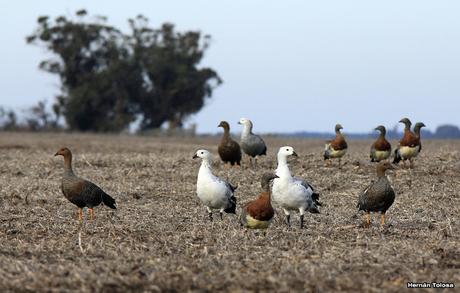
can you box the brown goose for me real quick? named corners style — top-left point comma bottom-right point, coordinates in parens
top-left (217, 121), bottom-right (242, 166)
top-left (357, 161), bottom-right (395, 227)
top-left (393, 118), bottom-right (420, 167)
top-left (324, 124), bottom-right (348, 166)
top-left (240, 173), bottom-right (278, 229)
top-left (54, 147), bottom-right (116, 220)
top-left (413, 122), bottom-right (426, 153)
top-left (370, 125), bottom-right (392, 162)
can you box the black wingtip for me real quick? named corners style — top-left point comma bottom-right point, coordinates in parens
top-left (312, 193), bottom-right (321, 206)
top-left (392, 149), bottom-right (401, 164)
top-left (261, 146), bottom-right (267, 156)
top-left (102, 193), bottom-right (117, 209)
top-left (309, 205), bottom-right (320, 214)
top-left (224, 195), bottom-right (237, 214)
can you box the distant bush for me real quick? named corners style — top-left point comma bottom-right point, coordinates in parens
top-left (435, 124), bottom-right (460, 139)
top-left (0, 100), bottom-right (62, 132)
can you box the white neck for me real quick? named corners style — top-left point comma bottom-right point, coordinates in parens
top-left (276, 154), bottom-right (292, 178)
top-left (198, 159), bottom-right (213, 178)
top-left (241, 123), bottom-right (252, 138)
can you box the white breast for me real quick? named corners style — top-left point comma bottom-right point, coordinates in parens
top-left (374, 150), bottom-right (391, 161)
top-left (272, 177), bottom-right (310, 211)
top-left (197, 173), bottom-right (230, 210)
top-left (399, 146), bottom-right (419, 159)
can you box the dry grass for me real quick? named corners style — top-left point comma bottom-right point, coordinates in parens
top-left (0, 132), bottom-right (459, 292)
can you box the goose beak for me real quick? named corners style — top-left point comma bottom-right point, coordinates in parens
top-left (192, 154), bottom-right (199, 159)
top-left (237, 121), bottom-right (241, 124)
top-left (292, 151), bottom-right (298, 157)
top-left (54, 152), bottom-right (59, 156)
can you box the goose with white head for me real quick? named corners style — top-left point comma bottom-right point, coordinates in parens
top-left (193, 149), bottom-right (237, 221)
top-left (238, 118), bottom-right (267, 167)
top-left (272, 146), bottom-right (321, 229)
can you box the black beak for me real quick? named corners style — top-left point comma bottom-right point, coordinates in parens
top-left (192, 154), bottom-right (198, 159)
top-left (274, 175), bottom-right (279, 179)
top-left (292, 151), bottom-right (298, 157)
top-left (237, 121), bottom-right (241, 124)
top-left (54, 152), bottom-right (59, 156)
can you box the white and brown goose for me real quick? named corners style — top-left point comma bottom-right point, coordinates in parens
top-left (370, 125), bottom-right (392, 162)
top-left (324, 124), bottom-right (348, 166)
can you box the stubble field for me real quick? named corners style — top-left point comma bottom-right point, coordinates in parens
top-left (0, 132), bottom-right (459, 292)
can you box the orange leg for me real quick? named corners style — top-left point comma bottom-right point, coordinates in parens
top-left (88, 208), bottom-right (94, 220)
top-left (365, 212), bottom-right (371, 227)
top-left (381, 213), bottom-right (385, 226)
top-left (77, 208), bottom-right (83, 221)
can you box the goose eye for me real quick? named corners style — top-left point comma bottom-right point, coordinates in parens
top-left (286, 148), bottom-right (289, 151)
top-left (201, 152), bottom-right (204, 154)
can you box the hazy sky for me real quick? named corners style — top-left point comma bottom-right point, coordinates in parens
top-left (1, 1), bottom-right (459, 133)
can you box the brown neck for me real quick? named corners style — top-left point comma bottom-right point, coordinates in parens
top-left (63, 154), bottom-right (72, 171)
top-left (259, 191), bottom-right (271, 204)
top-left (221, 127), bottom-right (230, 140)
top-left (377, 167), bottom-right (386, 178)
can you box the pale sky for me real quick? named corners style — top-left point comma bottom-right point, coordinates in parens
top-left (1, 0), bottom-right (459, 133)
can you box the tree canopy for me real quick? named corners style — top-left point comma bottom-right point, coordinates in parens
top-left (27, 10), bottom-right (221, 132)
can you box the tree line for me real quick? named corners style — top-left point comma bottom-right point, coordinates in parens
top-left (13, 10), bottom-right (222, 132)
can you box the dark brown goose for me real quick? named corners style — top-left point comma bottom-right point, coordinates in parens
top-left (217, 121), bottom-right (242, 166)
top-left (370, 125), bottom-right (392, 162)
top-left (55, 147), bottom-right (116, 220)
top-left (357, 161), bottom-right (395, 227)
top-left (393, 118), bottom-right (420, 167)
top-left (324, 124), bottom-right (348, 166)
top-left (240, 173), bottom-right (278, 229)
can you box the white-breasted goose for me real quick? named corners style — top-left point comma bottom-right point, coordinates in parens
top-left (370, 125), bottom-right (392, 162)
top-left (272, 146), bottom-right (320, 229)
top-left (324, 124), bottom-right (348, 166)
top-left (393, 118), bottom-right (421, 167)
top-left (54, 147), bottom-right (116, 220)
top-left (193, 149), bottom-right (237, 221)
top-left (357, 161), bottom-right (396, 227)
top-left (238, 118), bottom-right (267, 167)
top-left (240, 173), bottom-right (278, 229)
top-left (217, 121), bottom-right (242, 166)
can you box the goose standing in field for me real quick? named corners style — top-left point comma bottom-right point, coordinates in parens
top-left (324, 124), bottom-right (348, 166)
top-left (370, 125), bottom-right (392, 162)
top-left (272, 146), bottom-right (321, 228)
top-left (238, 118), bottom-right (267, 167)
top-left (193, 149), bottom-right (237, 221)
top-left (357, 161), bottom-right (396, 227)
top-left (54, 147), bottom-right (116, 220)
top-left (240, 173), bottom-right (278, 229)
top-left (413, 122), bottom-right (426, 154)
top-left (217, 121), bottom-right (242, 166)
top-left (393, 118), bottom-right (420, 167)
